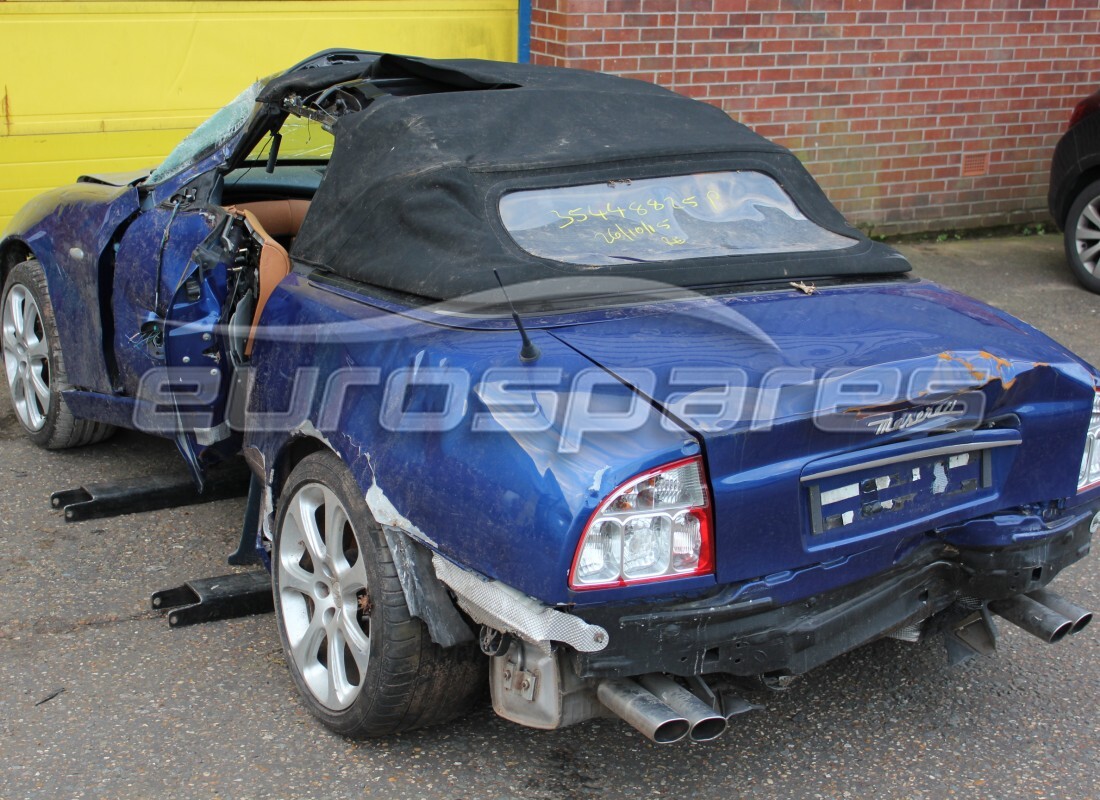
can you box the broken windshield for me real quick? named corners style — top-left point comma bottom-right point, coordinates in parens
top-left (146, 81), bottom-right (264, 184)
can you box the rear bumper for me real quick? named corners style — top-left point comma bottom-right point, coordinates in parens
top-left (570, 506), bottom-right (1096, 680)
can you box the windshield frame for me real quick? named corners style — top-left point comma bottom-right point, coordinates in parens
top-left (144, 80), bottom-right (269, 187)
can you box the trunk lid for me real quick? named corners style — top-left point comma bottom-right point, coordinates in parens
top-left (548, 279), bottom-right (1097, 586)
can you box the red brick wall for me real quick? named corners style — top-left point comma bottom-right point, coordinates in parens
top-left (530, 0), bottom-right (1100, 236)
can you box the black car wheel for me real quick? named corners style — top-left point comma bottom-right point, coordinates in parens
top-left (1, 259), bottom-right (115, 448)
top-left (272, 450), bottom-right (485, 737)
top-left (1064, 178), bottom-right (1100, 292)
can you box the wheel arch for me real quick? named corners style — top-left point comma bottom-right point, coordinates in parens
top-left (267, 438), bottom-right (485, 737)
top-left (1051, 112), bottom-right (1100, 228)
top-left (1056, 167), bottom-right (1100, 229)
top-left (0, 237), bottom-right (37, 290)
top-left (261, 431), bottom-right (476, 650)
top-left (0, 252), bottom-right (117, 447)
top-left (271, 432), bottom-right (331, 499)
top-left (252, 431), bottom-right (335, 567)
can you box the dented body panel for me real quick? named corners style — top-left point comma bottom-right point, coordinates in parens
top-left (1, 181), bottom-right (140, 393)
top-left (546, 280), bottom-right (1096, 604)
top-left (243, 270), bottom-right (700, 604)
top-left (243, 273), bottom-right (1098, 612)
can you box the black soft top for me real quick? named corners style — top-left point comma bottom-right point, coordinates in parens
top-left (288, 54), bottom-right (908, 305)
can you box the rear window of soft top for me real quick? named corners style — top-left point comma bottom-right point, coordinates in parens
top-left (498, 171), bottom-right (856, 266)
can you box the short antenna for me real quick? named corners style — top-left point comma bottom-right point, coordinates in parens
top-left (493, 269), bottom-right (540, 363)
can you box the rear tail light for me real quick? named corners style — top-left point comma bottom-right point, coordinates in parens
top-left (1078, 390), bottom-right (1100, 492)
top-left (569, 456), bottom-right (713, 590)
top-left (1069, 91), bottom-right (1100, 130)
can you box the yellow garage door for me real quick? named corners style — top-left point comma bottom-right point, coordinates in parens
top-left (0, 0), bottom-right (518, 229)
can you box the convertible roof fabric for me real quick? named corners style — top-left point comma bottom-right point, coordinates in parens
top-left (290, 54), bottom-right (909, 304)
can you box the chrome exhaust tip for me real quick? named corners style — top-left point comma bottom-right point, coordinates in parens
top-left (597, 679), bottom-right (690, 744)
top-left (638, 674), bottom-right (728, 742)
top-left (1026, 589), bottom-right (1093, 635)
top-left (990, 593), bottom-right (1074, 644)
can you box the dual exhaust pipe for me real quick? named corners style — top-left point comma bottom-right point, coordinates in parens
top-left (597, 674), bottom-right (753, 744)
top-left (990, 589), bottom-right (1092, 644)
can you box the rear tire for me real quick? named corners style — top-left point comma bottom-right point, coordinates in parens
top-left (1, 259), bottom-right (116, 448)
top-left (1063, 178), bottom-right (1100, 293)
top-left (272, 450), bottom-right (485, 737)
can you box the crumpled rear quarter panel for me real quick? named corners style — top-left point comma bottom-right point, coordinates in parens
top-left (244, 272), bottom-right (703, 605)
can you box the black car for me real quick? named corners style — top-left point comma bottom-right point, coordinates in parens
top-left (1049, 88), bottom-right (1100, 291)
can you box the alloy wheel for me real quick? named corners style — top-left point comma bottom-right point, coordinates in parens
top-left (276, 482), bottom-right (372, 711)
top-left (1075, 196), bottom-right (1100, 275)
top-left (2, 284), bottom-right (51, 432)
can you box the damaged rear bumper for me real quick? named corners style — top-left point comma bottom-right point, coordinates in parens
top-left (568, 505), bottom-right (1096, 680)
top-left (436, 505), bottom-right (1095, 739)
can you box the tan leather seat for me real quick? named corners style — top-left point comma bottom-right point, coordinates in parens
top-left (230, 199), bottom-right (311, 238)
top-left (225, 205), bottom-right (303, 356)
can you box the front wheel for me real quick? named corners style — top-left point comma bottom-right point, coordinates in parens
top-left (1064, 178), bottom-right (1100, 293)
top-left (1, 259), bottom-right (115, 448)
top-left (272, 451), bottom-right (485, 737)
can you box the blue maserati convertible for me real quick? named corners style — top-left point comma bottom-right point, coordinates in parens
top-left (2, 51), bottom-right (1095, 742)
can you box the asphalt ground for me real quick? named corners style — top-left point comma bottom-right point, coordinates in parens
top-left (1, 233), bottom-right (1097, 800)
